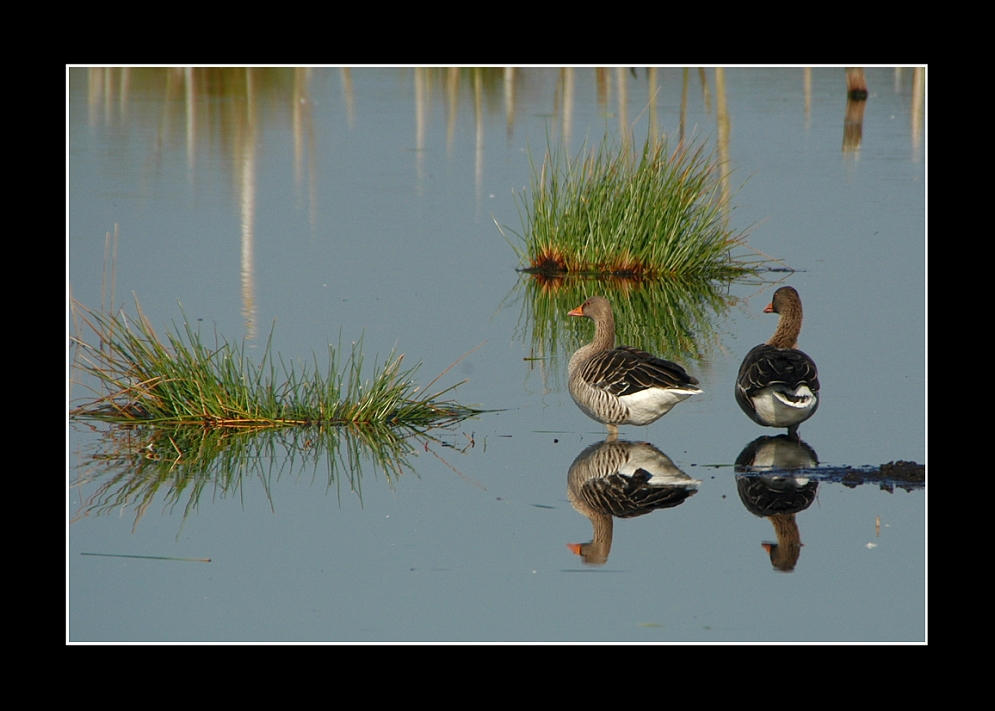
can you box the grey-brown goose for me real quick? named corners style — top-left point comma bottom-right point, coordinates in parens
top-left (735, 286), bottom-right (819, 439)
top-left (567, 296), bottom-right (702, 436)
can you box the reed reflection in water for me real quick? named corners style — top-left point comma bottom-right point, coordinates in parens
top-left (70, 422), bottom-right (445, 536)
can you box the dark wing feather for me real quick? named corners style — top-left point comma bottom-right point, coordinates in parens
top-left (580, 346), bottom-right (699, 397)
top-left (737, 344), bottom-right (820, 396)
top-left (581, 470), bottom-right (697, 518)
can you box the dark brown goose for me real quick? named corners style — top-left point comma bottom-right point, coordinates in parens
top-left (567, 296), bottom-right (702, 436)
top-left (735, 286), bottom-right (819, 439)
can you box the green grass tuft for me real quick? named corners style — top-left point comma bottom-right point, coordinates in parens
top-left (503, 135), bottom-right (767, 280)
top-left (69, 298), bottom-right (478, 430)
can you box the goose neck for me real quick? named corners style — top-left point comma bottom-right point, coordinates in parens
top-left (768, 306), bottom-right (802, 349)
top-left (591, 311), bottom-right (616, 352)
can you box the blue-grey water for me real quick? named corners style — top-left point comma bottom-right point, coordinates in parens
top-left (68, 67), bottom-right (926, 642)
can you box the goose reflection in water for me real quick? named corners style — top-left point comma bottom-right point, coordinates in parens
top-left (735, 434), bottom-right (819, 572)
top-left (567, 437), bottom-right (701, 565)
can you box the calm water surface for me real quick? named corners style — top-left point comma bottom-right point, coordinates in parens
top-left (68, 67), bottom-right (926, 642)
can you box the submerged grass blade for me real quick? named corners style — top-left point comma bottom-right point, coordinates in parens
top-left (81, 553), bottom-right (211, 563)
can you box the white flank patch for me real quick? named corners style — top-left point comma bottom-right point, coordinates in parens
top-left (752, 386), bottom-right (817, 427)
top-left (620, 387), bottom-right (700, 426)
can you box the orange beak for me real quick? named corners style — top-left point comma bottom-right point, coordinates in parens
top-left (568, 305), bottom-right (585, 317)
top-left (763, 303), bottom-right (774, 314)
